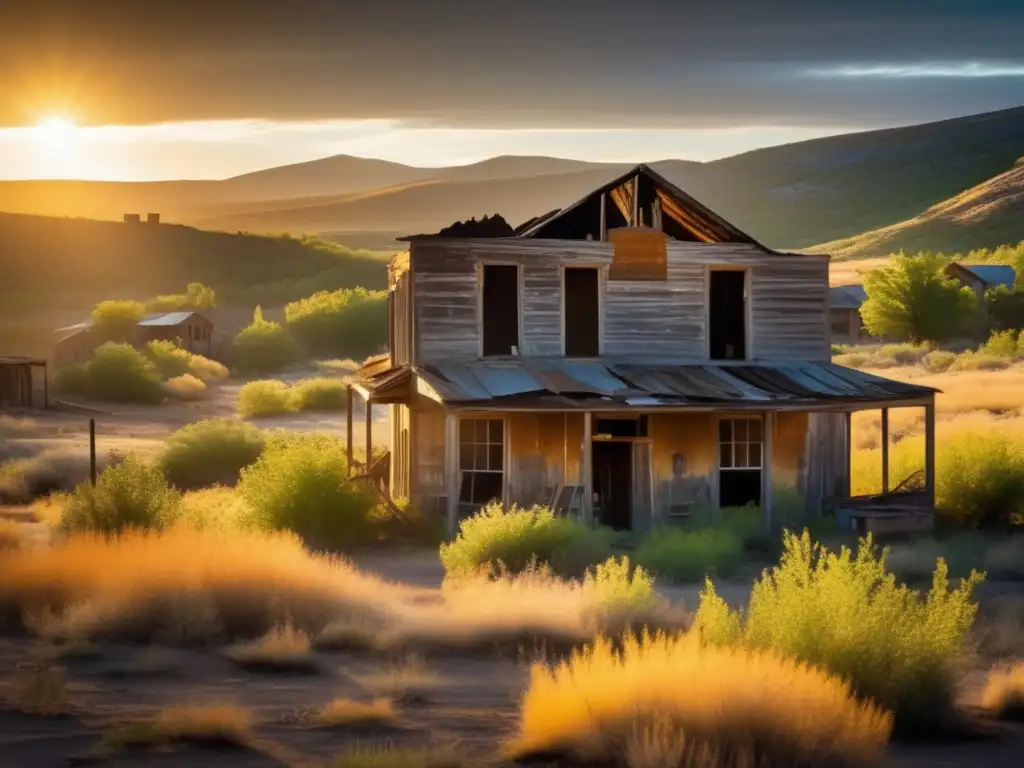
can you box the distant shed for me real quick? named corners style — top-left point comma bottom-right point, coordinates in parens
top-left (0, 356), bottom-right (48, 408)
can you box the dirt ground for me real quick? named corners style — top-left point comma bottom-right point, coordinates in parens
top-left (0, 545), bottom-right (1021, 768)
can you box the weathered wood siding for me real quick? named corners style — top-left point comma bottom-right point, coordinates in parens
top-left (410, 238), bottom-right (829, 365)
top-left (409, 404), bottom-right (835, 528)
top-left (389, 271), bottom-right (413, 366)
top-left (389, 403), bottom-right (412, 500)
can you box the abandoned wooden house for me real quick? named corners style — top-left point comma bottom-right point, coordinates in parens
top-left (0, 357), bottom-right (48, 408)
top-left (347, 165), bottom-right (938, 535)
top-left (53, 311), bottom-right (214, 368)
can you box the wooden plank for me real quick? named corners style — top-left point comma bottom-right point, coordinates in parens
top-left (881, 407), bottom-right (890, 493)
top-left (445, 412), bottom-right (459, 537)
top-left (365, 396), bottom-right (373, 469)
top-left (924, 399), bottom-right (936, 510)
top-left (582, 412), bottom-right (593, 525)
top-left (763, 411), bottom-right (774, 536)
top-left (346, 385), bottom-right (354, 476)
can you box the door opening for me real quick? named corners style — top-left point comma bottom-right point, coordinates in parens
top-left (592, 440), bottom-right (633, 530)
top-left (709, 270), bottom-right (746, 360)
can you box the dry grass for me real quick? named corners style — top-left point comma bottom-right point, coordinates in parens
top-left (982, 663), bottom-right (1024, 720)
top-left (510, 633), bottom-right (891, 768)
top-left (0, 415), bottom-right (39, 437)
top-left (225, 621), bottom-right (318, 673)
top-left (11, 664), bottom-right (69, 715)
top-left (0, 446), bottom-right (121, 504)
top-left (103, 704), bottom-right (254, 750)
top-left (329, 745), bottom-right (464, 768)
top-left (0, 518), bottom-right (25, 551)
top-left (0, 527), bottom-right (684, 652)
top-left (351, 657), bottom-right (444, 702)
top-left (317, 696), bottom-right (397, 727)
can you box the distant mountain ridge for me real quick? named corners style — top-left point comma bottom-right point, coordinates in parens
top-left (1, 106), bottom-right (1023, 249)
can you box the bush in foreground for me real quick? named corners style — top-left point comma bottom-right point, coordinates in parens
top-left (982, 663), bottom-right (1024, 720)
top-left (231, 306), bottom-right (299, 374)
top-left (633, 526), bottom-right (743, 582)
top-left (59, 458), bottom-right (181, 535)
top-left (510, 632), bottom-right (891, 768)
top-left (160, 419), bottom-right (268, 490)
top-left (0, 527), bottom-right (682, 649)
top-left (238, 380), bottom-right (296, 418)
top-left (440, 503), bottom-right (614, 579)
top-left (238, 435), bottom-right (376, 549)
top-left (696, 530), bottom-right (983, 733)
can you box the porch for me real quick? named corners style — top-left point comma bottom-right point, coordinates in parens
top-left (346, 358), bottom-right (938, 536)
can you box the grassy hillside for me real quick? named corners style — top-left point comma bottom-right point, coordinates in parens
top-left (0, 213), bottom-right (390, 314)
top-left (812, 159), bottom-right (1024, 261)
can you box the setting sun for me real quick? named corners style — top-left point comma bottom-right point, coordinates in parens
top-left (34, 117), bottom-right (78, 152)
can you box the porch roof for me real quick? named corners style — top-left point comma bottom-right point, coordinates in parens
top-left (350, 358), bottom-right (936, 408)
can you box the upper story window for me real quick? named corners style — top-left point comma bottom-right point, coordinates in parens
top-left (709, 269), bottom-right (747, 360)
top-left (481, 264), bottom-right (520, 356)
top-left (564, 267), bottom-right (601, 357)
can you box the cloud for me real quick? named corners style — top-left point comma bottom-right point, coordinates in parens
top-left (1, 1), bottom-right (1023, 128)
top-left (806, 62), bottom-right (1024, 79)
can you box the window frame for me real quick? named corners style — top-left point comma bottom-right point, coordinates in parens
top-left (477, 261), bottom-right (524, 358)
top-left (705, 266), bottom-right (752, 362)
top-left (457, 416), bottom-right (507, 507)
top-left (561, 264), bottom-right (605, 358)
top-left (717, 415), bottom-right (764, 471)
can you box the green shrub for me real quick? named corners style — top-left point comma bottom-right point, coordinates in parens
top-left (981, 329), bottom-right (1020, 359)
top-left (237, 380), bottom-right (295, 418)
top-left (833, 352), bottom-right (869, 369)
top-left (285, 287), bottom-right (387, 358)
top-left (159, 419), bottom-right (268, 490)
top-left (870, 342), bottom-right (931, 368)
top-left (52, 364), bottom-right (91, 397)
top-left (237, 434), bottom-right (376, 549)
top-left (145, 340), bottom-right (192, 379)
top-left (91, 300), bottom-right (146, 337)
top-left (695, 530), bottom-right (984, 733)
top-left (440, 503), bottom-right (614, 579)
top-left (77, 343), bottom-right (165, 404)
top-left (163, 374), bottom-right (208, 401)
top-left (231, 307), bottom-right (299, 374)
top-left (290, 378), bottom-right (348, 411)
top-left (633, 527), bottom-right (743, 582)
top-left (186, 354), bottom-right (228, 383)
top-left (146, 282), bottom-right (217, 313)
top-left (922, 349), bottom-right (957, 372)
top-left (60, 457), bottom-right (181, 535)
top-left (179, 487), bottom-right (254, 532)
top-left (950, 350), bottom-right (1010, 371)
top-left (936, 428), bottom-right (1024, 528)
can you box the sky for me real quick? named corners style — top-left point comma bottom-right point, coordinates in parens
top-left (1, 0), bottom-right (1023, 181)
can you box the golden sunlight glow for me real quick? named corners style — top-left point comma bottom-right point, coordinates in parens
top-left (34, 117), bottom-right (78, 153)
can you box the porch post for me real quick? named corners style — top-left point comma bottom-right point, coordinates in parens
top-left (924, 397), bottom-right (936, 510)
top-left (763, 412), bottom-right (774, 536)
top-left (582, 411), bottom-right (593, 525)
top-left (345, 385), bottom-right (354, 476)
top-left (843, 410), bottom-right (853, 497)
top-left (880, 407), bottom-right (890, 493)
top-left (445, 412), bottom-right (459, 537)
top-left (364, 395), bottom-right (373, 470)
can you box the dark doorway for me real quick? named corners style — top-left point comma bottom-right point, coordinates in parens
top-left (564, 267), bottom-right (600, 357)
top-left (709, 270), bottom-right (746, 360)
top-left (592, 440), bottom-right (633, 530)
top-left (482, 264), bottom-right (520, 356)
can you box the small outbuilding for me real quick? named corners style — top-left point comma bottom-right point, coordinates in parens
top-left (0, 357), bottom-right (48, 408)
top-left (828, 285), bottom-right (868, 344)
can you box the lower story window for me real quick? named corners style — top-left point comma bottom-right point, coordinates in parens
top-left (458, 418), bottom-right (504, 506)
top-left (718, 416), bottom-right (763, 508)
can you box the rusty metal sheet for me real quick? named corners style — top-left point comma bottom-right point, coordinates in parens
top-left (727, 367), bottom-right (811, 398)
top-left (527, 366), bottom-right (604, 395)
top-left (652, 367), bottom-right (736, 400)
top-left (811, 364), bottom-right (891, 397)
top-left (431, 363), bottom-right (493, 400)
top-left (557, 362), bottom-right (630, 394)
top-left (824, 364), bottom-right (933, 396)
top-left (418, 369), bottom-right (473, 402)
top-left (607, 365), bottom-right (679, 395)
top-left (472, 366), bottom-right (545, 398)
top-left (792, 364), bottom-right (868, 397)
top-left (703, 367), bottom-right (775, 401)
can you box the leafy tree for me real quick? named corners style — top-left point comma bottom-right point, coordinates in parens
top-left (861, 254), bottom-right (976, 343)
top-left (985, 284), bottom-right (1024, 332)
top-left (285, 286), bottom-right (387, 358)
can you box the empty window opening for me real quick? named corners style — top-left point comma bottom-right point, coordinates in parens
top-left (709, 270), bottom-right (747, 360)
top-left (458, 418), bottom-right (504, 508)
top-left (482, 265), bottom-right (520, 356)
top-left (594, 416), bottom-right (648, 438)
top-left (564, 267), bottom-right (601, 357)
top-left (718, 417), bottom-right (762, 508)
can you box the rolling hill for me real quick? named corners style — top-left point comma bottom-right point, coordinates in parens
top-left (0, 106), bottom-right (1023, 250)
top-left (810, 158), bottom-right (1024, 261)
top-left (0, 212), bottom-right (388, 315)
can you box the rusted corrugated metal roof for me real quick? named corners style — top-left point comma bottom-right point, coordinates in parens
top-left (404, 359), bottom-right (935, 406)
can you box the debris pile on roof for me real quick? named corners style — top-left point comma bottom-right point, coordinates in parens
top-left (403, 214), bottom-right (515, 240)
